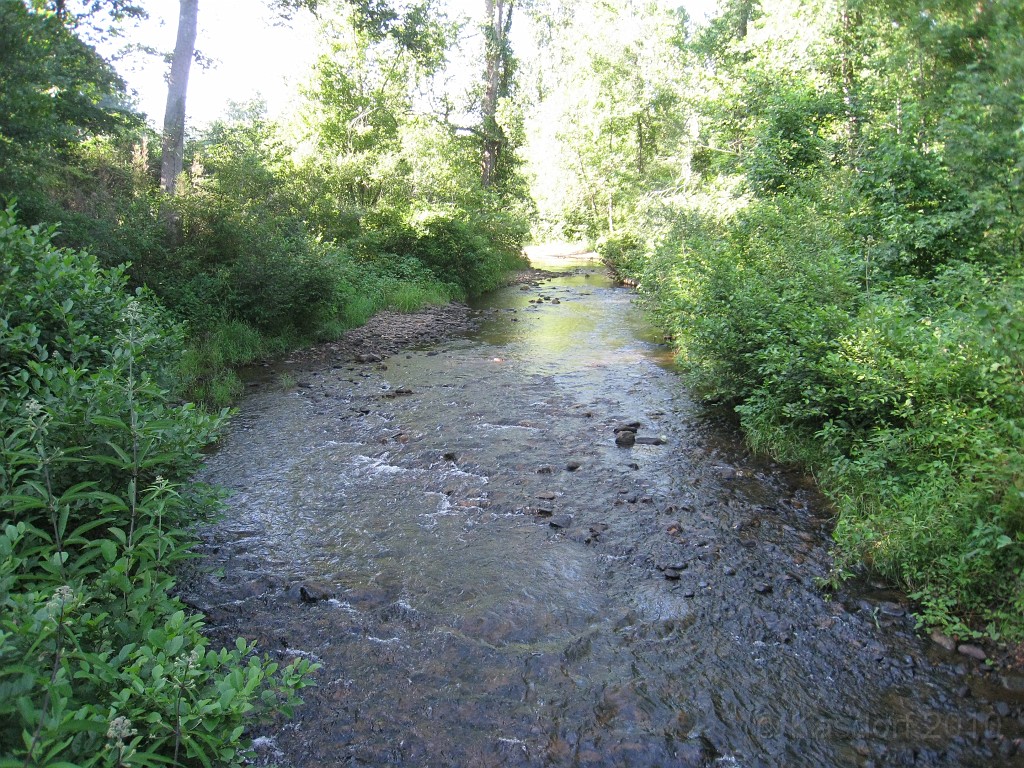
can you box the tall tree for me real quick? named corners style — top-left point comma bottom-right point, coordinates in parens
top-left (160, 0), bottom-right (198, 197)
top-left (480, 0), bottom-right (515, 188)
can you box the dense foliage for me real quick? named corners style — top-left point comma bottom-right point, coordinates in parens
top-left (530, 0), bottom-right (1024, 640)
top-left (0, 207), bottom-right (315, 765)
top-left (1, 1), bottom-right (530, 405)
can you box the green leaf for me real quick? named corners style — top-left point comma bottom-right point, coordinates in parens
top-left (99, 539), bottom-right (117, 562)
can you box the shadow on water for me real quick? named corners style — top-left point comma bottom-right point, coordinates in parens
top-left (184, 253), bottom-right (1024, 767)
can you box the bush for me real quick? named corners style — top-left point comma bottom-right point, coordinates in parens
top-left (352, 212), bottom-right (528, 299)
top-left (0, 206), bottom-right (315, 766)
top-left (618, 187), bottom-right (1024, 639)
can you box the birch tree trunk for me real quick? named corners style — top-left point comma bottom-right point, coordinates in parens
top-left (160, 0), bottom-right (199, 197)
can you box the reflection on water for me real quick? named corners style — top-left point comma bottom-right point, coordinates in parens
top-left (189, 258), bottom-right (1022, 768)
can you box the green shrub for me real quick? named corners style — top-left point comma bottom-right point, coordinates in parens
top-left (619, 187), bottom-right (1024, 639)
top-left (0, 206), bottom-right (315, 765)
top-left (596, 232), bottom-right (646, 278)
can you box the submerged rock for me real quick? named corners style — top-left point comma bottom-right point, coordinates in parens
top-left (298, 581), bottom-right (335, 603)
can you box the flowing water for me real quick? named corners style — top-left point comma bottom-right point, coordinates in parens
top-left (187, 255), bottom-right (1024, 767)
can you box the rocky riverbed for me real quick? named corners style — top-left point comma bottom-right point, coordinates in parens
top-left (181, 258), bottom-right (1024, 767)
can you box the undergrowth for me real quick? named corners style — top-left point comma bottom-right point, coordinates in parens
top-left (0, 207), bottom-right (317, 765)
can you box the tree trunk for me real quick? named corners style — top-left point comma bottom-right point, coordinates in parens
top-left (736, 0), bottom-right (752, 39)
top-left (481, 0), bottom-right (513, 189)
top-left (636, 113), bottom-right (645, 175)
top-left (160, 0), bottom-right (199, 197)
top-left (839, 0), bottom-right (861, 166)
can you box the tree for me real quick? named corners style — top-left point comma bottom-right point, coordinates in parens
top-left (480, 0), bottom-right (516, 188)
top-left (0, 1), bottom-right (134, 207)
top-left (160, 0), bottom-right (198, 197)
top-left (32, 0), bottom-right (147, 38)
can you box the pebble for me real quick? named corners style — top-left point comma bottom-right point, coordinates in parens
top-left (549, 515), bottom-right (573, 529)
top-left (566, 460), bottom-right (583, 471)
top-left (931, 630), bottom-right (957, 652)
top-left (754, 582), bottom-right (773, 595)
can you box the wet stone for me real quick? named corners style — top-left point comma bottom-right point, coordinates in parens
top-left (566, 460), bottom-right (583, 471)
top-left (879, 601), bottom-right (906, 617)
top-left (548, 514), bottom-right (573, 529)
top-left (298, 582), bottom-right (335, 603)
top-left (634, 435), bottom-right (668, 445)
top-left (615, 430), bottom-right (636, 448)
top-left (958, 644), bottom-right (988, 661)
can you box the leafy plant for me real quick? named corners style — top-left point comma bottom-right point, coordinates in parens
top-left (0, 207), bottom-right (316, 766)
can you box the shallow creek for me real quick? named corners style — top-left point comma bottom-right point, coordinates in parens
top-left (185, 256), bottom-right (1024, 767)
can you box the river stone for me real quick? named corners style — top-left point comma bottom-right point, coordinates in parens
top-left (958, 643), bottom-right (987, 661)
top-left (536, 491), bottom-right (557, 500)
top-left (663, 568), bottom-right (683, 580)
top-left (534, 505), bottom-right (555, 517)
top-left (879, 601), bottom-right (906, 617)
top-left (549, 514), bottom-right (573, 529)
top-left (753, 582), bottom-right (773, 595)
top-left (635, 435), bottom-right (668, 445)
top-left (355, 353), bottom-right (383, 363)
top-left (299, 582), bottom-right (335, 603)
top-left (615, 431), bottom-right (636, 448)
top-left (566, 460), bottom-right (583, 471)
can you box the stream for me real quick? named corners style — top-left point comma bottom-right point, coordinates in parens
top-left (184, 253), bottom-right (1024, 767)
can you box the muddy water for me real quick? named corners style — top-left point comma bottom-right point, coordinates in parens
top-left (187, 258), bottom-right (1023, 767)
